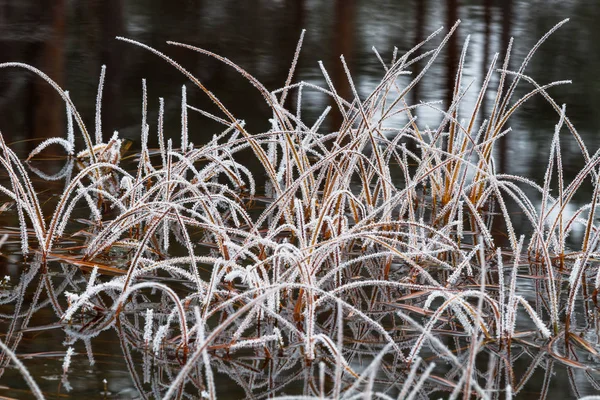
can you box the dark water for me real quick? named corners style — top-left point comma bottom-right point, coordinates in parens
top-left (1, 0), bottom-right (600, 398)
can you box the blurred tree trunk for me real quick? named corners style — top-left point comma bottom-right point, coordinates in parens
top-left (445, 0), bottom-right (458, 111)
top-left (330, 0), bottom-right (355, 133)
top-left (480, 0), bottom-right (491, 123)
top-left (492, 0), bottom-right (512, 249)
top-left (28, 0), bottom-right (66, 153)
top-left (282, 0), bottom-right (305, 114)
top-left (411, 0), bottom-right (426, 108)
top-left (98, 0), bottom-right (125, 139)
top-left (498, 0), bottom-right (512, 174)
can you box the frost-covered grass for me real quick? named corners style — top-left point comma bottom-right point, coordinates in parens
top-left (1, 18), bottom-right (599, 399)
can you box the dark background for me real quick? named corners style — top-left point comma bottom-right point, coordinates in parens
top-left (1, 0), bottom-right (599, 182)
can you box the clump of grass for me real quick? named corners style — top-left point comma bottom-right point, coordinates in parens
top-left (1, 18), bottom-right (599, 399)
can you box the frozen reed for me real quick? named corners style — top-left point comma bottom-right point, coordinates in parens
top-left (0, 18), bottom-right (599, 399)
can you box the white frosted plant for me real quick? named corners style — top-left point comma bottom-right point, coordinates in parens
top-left (95, 65), bottom-right (106, 145)
top-left (62, 346), bottom-right (75, 375)
top-left (27, 90), bottom-right (76, 160)
top-left (3, 16), bottom-right (600, 399)
top-left (153, 324), bottom-right (169, 355)
top-left (0, 338), bottom-right (44, 399)
top-left (181, 85), bottom-right (188, 151)
top-left (144, 308), bottom-right (154, 346)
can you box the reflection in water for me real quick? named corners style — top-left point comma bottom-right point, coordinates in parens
top-left (29, 0), bottom-right (66, 151)
top-left (1, 1), bottom-right (600, 399)
top-left (1, 0), bottom-right (598, 187)
top-left (445, 0), bottom-right (459, 115)
top-left (411, 0), bottom-right (426, 110)
top-left (330, 0), bottom-right (356, 132)
top-left (480, 0), bottom-right (491, 128)
top-left (96, 0), bottom-right (125, 137)
top-left (498, 0), bottom-right (512, 174)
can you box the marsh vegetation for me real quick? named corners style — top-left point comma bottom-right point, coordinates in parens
top-left (1, 15), bottom-right (600, 400)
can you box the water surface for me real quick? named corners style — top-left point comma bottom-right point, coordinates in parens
top-left (1, 1), bottom-right (600, 398)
